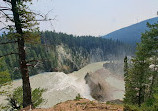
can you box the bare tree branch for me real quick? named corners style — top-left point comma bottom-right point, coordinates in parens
top-left (0, 27), bottom-right (7, 32)
top-left (0, 10), bottom-right (14, 22)
top-left (0, 8), bottom-right (11, 11)
top-left (27, 61), bottom-right (43, 68)
top-left (0, 6), bottom-right (10, 8)
top-left (0, 25), bottom-right (15, 31)
top-left (45, 9), bottom-right (54, 17)
top-left (26, 59), bottom-right (48, 64)
top-left (26, 59), bottom-right (40, 64)
top-left (26, 64), bottom-right (34, 67)
top-left (0, 20), bottom-right (7, 26)
top-left (2, 0), bottom-right (11, 3)
top-left (32, 10), bottom-right (57, 22)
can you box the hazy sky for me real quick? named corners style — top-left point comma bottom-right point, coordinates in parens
top-left (1, 0), bottom-right (158, 36)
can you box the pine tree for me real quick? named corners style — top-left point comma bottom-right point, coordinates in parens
top-left (124, 22), bottom-right (158, 109)
top-left (0, 0), bottom-right (52, 108)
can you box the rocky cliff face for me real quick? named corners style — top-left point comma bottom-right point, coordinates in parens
top-left (84, 68), bottom-right (124, 102)
top-left (55, 44), bottom-right (109, 74)
top-left (56, 44), bottom-right (89, 73)
top-left (84, 72), bottom-right (108, 101)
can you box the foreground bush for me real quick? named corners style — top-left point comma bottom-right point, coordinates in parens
top-left (5, 87), bottom-right (46, 110)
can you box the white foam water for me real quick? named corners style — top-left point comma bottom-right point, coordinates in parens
top-left (0, 61), bottom-right (125, 108)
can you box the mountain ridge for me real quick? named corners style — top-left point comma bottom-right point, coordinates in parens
top-left (102, 17), bottom-right (158, 46)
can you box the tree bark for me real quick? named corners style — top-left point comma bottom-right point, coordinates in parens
top-left (11, 0), bottom-right (32, 108)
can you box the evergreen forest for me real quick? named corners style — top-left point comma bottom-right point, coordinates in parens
top-left (0, 31), bottom-right (134, 80)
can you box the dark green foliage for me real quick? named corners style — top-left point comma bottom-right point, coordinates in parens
top-left (124, 56), bottom-right (128, 77)
top-left (32, 88), bottom-right (46, 108)
top-left (124, 21), bottom-right (158, 110)
top-left (41, 31), bottom-right (134, 63)
top-left (106, 99), bottom-right (123, 105)
top-left (0, 34), bottom-right (58, 79)
top-left (7, 87), bottom-right (46, 110)
top-left (41, 31), bottom-right (134, 57)
top-left (75, 94), bottom-right (82, 101)
top-left (124, 104), bottom-right (139, 111)
top-left (0, 58), bottom-right (11, 88)
top-left (0, 31), bottom-right (135, 80)
top-left (0, 71), bottom-right (11, 87)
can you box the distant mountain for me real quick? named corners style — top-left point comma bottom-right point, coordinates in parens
top-left (102, 17), bottom-right (158, 46)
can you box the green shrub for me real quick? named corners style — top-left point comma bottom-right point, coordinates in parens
top-left (75, 93), bottom-right (82, 101)
top-left (124, 104), bottom-right (139, 111)
top-left (6, 87), bottom-right (46, 110)
top-left (124, 103), bottom-right (158, 111)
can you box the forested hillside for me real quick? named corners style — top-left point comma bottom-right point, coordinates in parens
top-left (0, 31), bottom-right (134, 80)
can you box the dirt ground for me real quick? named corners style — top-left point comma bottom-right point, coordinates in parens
top-left (32, 99), bottom-right (123, 111)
